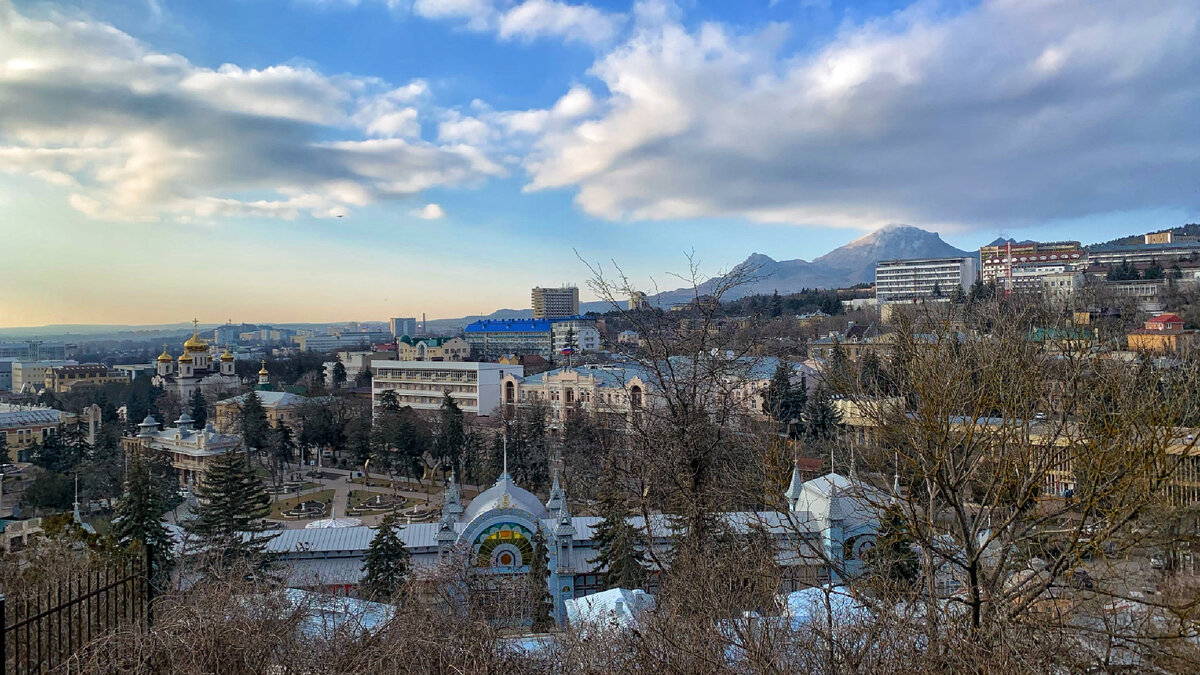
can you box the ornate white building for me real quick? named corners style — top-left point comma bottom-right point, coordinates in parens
top-left (124, 413), bottom-right (244, 487)
top-left (153, 321), bottom-right (239, 399)
top-left (253, 461), bottom-right (882, 625)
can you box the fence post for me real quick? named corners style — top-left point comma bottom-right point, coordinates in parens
top-left (144, 545), bottom-right (154, 627)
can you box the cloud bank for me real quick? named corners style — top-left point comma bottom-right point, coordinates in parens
top-left (0, 1), bottom-right (503, 221)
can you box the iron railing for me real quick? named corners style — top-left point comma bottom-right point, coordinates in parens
top-left (1, 547), bottom-right (153, 674)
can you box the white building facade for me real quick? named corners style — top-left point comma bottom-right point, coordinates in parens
top-left (371, 361), bottom-right (524, 416)
top-left (875, 257), bottom-right (979, 303)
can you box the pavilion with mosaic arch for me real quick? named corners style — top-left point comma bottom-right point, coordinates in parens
top-left (257, 461), bottom-right (883, 626)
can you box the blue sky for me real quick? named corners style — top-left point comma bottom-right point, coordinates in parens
top-left (1, 0), bottom-right (1198, 326)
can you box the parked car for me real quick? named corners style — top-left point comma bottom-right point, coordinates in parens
top-left (1150, 554), bottom-right (1167, 570)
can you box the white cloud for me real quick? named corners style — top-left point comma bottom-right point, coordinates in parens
top-left (498, 0), bottom-right (620, 45)
top-left (412, 202), bottom-right (446, 219)
top-left (0, 2), bottom-right (503, 221)
top-left (522, 0), bottom-right (1200, 230)
top-left (411, 0), bottom-right (621, 46)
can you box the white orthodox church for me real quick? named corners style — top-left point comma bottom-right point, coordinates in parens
top-left (152, 320), bottom-right (240, 399)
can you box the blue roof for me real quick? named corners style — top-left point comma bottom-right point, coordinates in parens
top-left (464, 318), bottom-right (552, 333)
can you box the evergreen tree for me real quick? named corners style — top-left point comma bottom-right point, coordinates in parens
top-left (770, 290), bottom-right (783, 318)
top-left (802, 385), bottom-right (842, 440)
top-left (378, 389), bottom-right (401, 414)
top-left (588, 488), bottom-right (647, 590)
top-left (361, 516), bottom-right (411, 601)
top-left (528, 527), bottom-right (554, 631)
top-left (434, 392), bottom-right (466, 472)
top-left (354, 368), bottom-right (373, 388)
top-left (867, 507), bottom-right (919, 583)
top-left (858, 350), bottom-right (889, 396)
top-left (332, 361), bottom-right (347, 388)
top-left (111, 452), bottom-right (175, 575)
top-left (931, 281), bottom-right (943, 299)
top-left (238, 389), bottom-right (270, 453)
top-left (184, 450), bottom-right (274, 570)
top-left (967, 277), bottom-right (987, 303)
top-left (763, 361), bottom-right (807, 425)
top-left (188, 389), bottom-right (208, 428)
top-left (950, 283), bottom-right (966, 304)
top-left (827, 342), bottom-right (850, 382)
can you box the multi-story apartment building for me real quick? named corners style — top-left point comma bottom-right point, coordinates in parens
top-left (389, 317), bottom-right (418, 339)
top-left (532, 286), bottom-right (580, 319)
top-left (322, 350), bottom-right (397, 387)
top-left (11, 359), bottom-right (78, 393)
top-left (550, 318), bottom-right (600, 353)
top-left (44, 364), bottom-right (126, 393)
top-left (295, 332), bottom-right (392, 352)
top-left (1087, 241), bottom-right (1200, 267)
top-left (464, 319), bottom-right (553, 360)
top-left (875, 257), bottom-right (978, 303)
top-left (371, 361), bottom-right (524, 416)
top-left (979, 240), bottom-right (1085, 290)
top-left (0, 342), bottom-right (73, 360)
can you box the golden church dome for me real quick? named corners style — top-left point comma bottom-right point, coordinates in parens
top-left (178, 353), bottom-right (194, 363)
top-left (221, 348), bottom-right (235, 362)
top-left (258, 360), bottom-right (269, 376)
top-left (157, 346), bottom-right (172, 362)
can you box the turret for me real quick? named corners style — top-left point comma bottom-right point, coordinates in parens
top-left (156, 345), bottom-right (173, 377)
top-left (220, 346), bottom-right (235, 376)
top-left (175, 412), bottom-right (195, 433)
top-left (178, 352), bottom-right (193, 378)
top-left (549, 494), bottom-right (577, 625)
top-left (546, 470), bottom-right (564, 514)
top-left (442, 472), bottom-right (464, 521)
top-left (137, 414), bottom-right (160, 438)
top-left (257, 360), bottom-right (270, 390)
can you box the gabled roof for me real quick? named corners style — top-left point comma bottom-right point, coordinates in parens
top-left (217, 391), bottom-right (307, 407)
top-left (1149, 313), bottom-right (1183, 324)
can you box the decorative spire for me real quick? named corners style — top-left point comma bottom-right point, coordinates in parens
top-left (502, 435), bottom-right (508, 478)
top-left (546, 469), bottom-right (565, 513)
top-left (443, 471), bottom-right (463, 519)
top-left (892, 451), bottom-right (901, 501)
top-left (784, 458), bottom-right (804, 509)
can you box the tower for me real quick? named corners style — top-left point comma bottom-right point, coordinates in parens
top-left (548, 479), bottom-right (576, 624)
top-left (220, 346), bottom-right (235, 376)
top-left (257, 360), bottom-right (270, 390)
top-left (177, 351), bottom-right (193, 378)
top-left (156, 344), bottom-right (173, 377)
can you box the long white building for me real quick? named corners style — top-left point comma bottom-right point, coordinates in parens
top-left (371, 361), bottom-right (524, 416)
top-left (875, 256), bottom-right (978, 303)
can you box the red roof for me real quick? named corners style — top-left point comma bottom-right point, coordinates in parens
top-left (1150, 313), bottom-right (1183, 324)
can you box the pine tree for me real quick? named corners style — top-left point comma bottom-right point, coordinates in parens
top-left (111, 452), bottom-right (175, 576)
top-left (931, 281), bottom-right (943, 298)
top-left (588, 488), bottom-right (647, 590)
top-left (802, 385), bottom-right (842, 440)
top-left (770, 290), bottom-right (783, 318)
top-left (332, 361), bottom-right (347, 388)
top-left (188, 389), bottom-right (208, 428)
top-left (184, 450), bottom-right (274, 570)
top-left (435, 392), bottom-right (465, 472)
top-left (239, 389), bottom-right (270, 452)
top-left (528, 527), bottom-right (554, 631)
top-left (361, 516), bottom-right (411, 601)
top-left (763, 361), bottom-right (805, 425)
top-left (867, 507), bottom-right (919, 582)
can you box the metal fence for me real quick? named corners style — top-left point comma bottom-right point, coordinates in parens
top-left (1, 547), bottom-right (153, 674)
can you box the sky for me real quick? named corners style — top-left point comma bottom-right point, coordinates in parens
top-left (1, 0), bottom-right (1198, 327)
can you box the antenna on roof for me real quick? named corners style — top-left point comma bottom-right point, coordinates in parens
top-left (502, 434), bottom-right (508, 477)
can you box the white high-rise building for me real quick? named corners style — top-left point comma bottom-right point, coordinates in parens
top-left (875, 257), bottom-right (979, 304)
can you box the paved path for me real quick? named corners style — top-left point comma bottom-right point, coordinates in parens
top-left (265, 464), bottom-right (484, 529)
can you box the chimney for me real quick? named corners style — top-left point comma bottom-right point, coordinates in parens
top-left (613, 599), bottom-right (625, 615)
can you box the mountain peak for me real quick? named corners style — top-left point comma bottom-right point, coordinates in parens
top-left (741, 252), bottom-right (777, 265)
